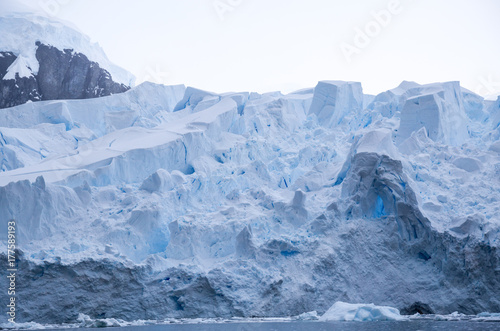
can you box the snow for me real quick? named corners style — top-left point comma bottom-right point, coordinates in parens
top-left (0, 12), bottom-right (134, 86)
top-left (0, 95), bottom-right (238, 187)
top-left (309, 80), bottom-right (363, 128)
top-left (396, 82), bottom-right (469, 146)
top-left (489, 96), bottom-right (500, 129)
top-left (1, 77), bottom-right (500, 324)
top-left (2, 55), bottom-right (33, 80)
top-left (140, 169), bottom-right (174, 193)
top-left (0, 82), bottom-right (185, 173)
top-left (0, 123), bottom-right (78, 171)
top-left (173, 86), bottom-right (221, 112)
top-left (0, 0), bottom-right (33, 16)
top-left (319, 302), bottom-right (405, 321)
top-left (0, 322), bottom-right (48, 330)
top-left (354, 128), bottom-right (399, 159)
top-left (295, 311), bottom-right (319, 321)
top-left (462, 87), bottom-right (487, 121)
top-left (366, 80), bottom-right (420, 117)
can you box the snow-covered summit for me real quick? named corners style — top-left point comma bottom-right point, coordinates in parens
top-left (0, 5), bottom-right (134, 86)
top-left (0, 11), bottom-right (133, 109)
top-left (2, 54), bottom-right (33, 80)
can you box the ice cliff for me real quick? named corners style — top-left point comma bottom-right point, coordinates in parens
top-left (0, 78), bottom-right (499, 324)
top-left (0, 11), bottom-right (499, 325)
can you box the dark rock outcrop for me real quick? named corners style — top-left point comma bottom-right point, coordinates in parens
top-left (0, 51), bottom-right (17, 77)
top-left (400, 302), bottom-right (435, 315)
top-left (0, 73), bottom-right (41, 109)
top-left (0, 43), bottom-right (129, 109)
top-left (0, 51), bottom-right (41, 108)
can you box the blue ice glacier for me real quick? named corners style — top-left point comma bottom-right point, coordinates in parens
top-left (308, 80), bottom-right (363, 128)
top-left (0, 11), bottom-right (500, 325)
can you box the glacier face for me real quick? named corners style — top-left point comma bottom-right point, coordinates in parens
top-left (0, 77), bottom-right (499, 324)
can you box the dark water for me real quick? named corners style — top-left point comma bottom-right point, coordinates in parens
top-left (54, 321), bottom-right (500, 331)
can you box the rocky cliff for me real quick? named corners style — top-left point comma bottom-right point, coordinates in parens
top-left (0, 43), bottom-right (129, 109)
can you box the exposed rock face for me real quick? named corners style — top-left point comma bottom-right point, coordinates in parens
top-left (0, 51), bottom-right (41, 108)
top-left (0, 43), bottom-right (129, 109)
top-left (0, 51), bottom-right (16, 75)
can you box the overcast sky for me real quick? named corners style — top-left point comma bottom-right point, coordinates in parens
top-left (15, 0), bottom-right (500, 97)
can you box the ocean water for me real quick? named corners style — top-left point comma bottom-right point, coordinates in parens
top-left (51, 321), bottom-right (500, 331)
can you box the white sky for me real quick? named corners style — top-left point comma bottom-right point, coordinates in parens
top-left (15, 0), bottom-right (500, 97)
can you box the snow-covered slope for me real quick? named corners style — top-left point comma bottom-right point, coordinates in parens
top-left (0, 3), bottom-right (134, 86)
top-left (0, 82), bottom-right (185, 172)
top-left (0, 7), bottom-right (134, 109)
top-left (0, 79), bottom-right (499, 324)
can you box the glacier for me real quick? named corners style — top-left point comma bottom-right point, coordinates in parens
top-left (0, 76), bottom-right (499, 324)
top-left (0, 10), bottom-right (499, 326)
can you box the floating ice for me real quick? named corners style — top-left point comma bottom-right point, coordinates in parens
top-left (319, 302), bottom-right (405, 321)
